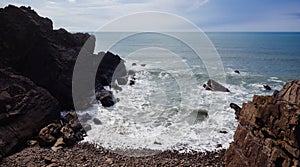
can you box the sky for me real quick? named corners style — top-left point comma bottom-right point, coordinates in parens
top-left (1, 0), bottom-right (300, 32)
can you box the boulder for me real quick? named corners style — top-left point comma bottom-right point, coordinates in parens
top-left (224, 80), bottom-right (300, 167)
top-left (0, 68), bottom-right (60, 157)
top-left (203, 79), bottom-right (230, 92)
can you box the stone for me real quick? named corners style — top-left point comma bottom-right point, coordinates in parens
top-left (229, 103), bottom-right (241, 119)
top-left (105, 158), bottom-right (113, 164)
top-left (263, 84), bottom-right (272, 91)
top-left (234, 70), bottom-right (240, 74)
top-left (93, 118), bottom-right (102, 125)
top-left (39, 123), bottom-right (62, 145)
top-left (203, 79), bottom-right (230, 92)
top-left (0, 69), bottom-right (60, 157)
top-left (224, 80), bottom-right (300, 167)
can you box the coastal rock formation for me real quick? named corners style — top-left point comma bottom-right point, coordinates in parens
top-left (0, 5), bottom-right (126, 110)
top-left (224, 80), bottom-right (300, 166)
top-left (0, 68), bottom-right (60, 157)
top-left (0, 5), bottom-right (126, 157)
top-left (0, 5), bottom-right (91, 110)
top-left (203, 79), bottom-right (230, 92)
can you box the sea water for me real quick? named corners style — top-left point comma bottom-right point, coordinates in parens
top-left (80, 32), bottom-right (300, 155)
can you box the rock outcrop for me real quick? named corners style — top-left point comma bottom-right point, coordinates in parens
top-left (224, 80), bottom-right (300, 167)
top-left (203, 79), bottom-right (230, 92)
top-left (0, 68), bottom-right (60, 157)
top-left (0, 5), bottom-right (91, 110)
top-left (0, 5), bottom-right (127, 157)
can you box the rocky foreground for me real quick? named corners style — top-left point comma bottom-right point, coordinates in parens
top-left (224, 80), bottom-right (300, 167)
top-left (0, 143), bottom-right (225, 167)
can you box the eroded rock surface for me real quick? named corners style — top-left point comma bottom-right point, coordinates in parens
top-left (224, 80), bottom-right (300, 167)
top-left (0, 68), bottom-right (60, 157)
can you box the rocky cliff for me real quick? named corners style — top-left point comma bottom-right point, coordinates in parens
top-left (224, 80), bottom-right (300, 166)
top-left (0, 5), bottom-right (126, 157)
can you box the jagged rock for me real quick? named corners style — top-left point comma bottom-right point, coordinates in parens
top-left (0, 68), bottom-right (60, 157)
top-left (0, 5), bottom-right (126, 157)
top-left (0, 5), bottom-right (127, 110)
top-left (203, 79), bottom-right (230, 92)
top-left (96, 89), bottom-right (116, 107)
top-left (39, 123), bottom-right (62, 145)
top-left (263, 84), bottom-right (272, 91)
top-left (229, 103), bottom-right (241, 119)
top-left (0, 5), bottom-right (91, 110)
top-left (224, 80), bottom-right (300, 167)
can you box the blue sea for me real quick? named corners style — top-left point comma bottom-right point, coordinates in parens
top-left (81, 32), bottom-right (300, 156)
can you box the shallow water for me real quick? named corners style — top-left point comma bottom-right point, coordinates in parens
top-left (80, 32), bottom-right (300, 155)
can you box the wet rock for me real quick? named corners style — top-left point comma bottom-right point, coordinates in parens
top-left (93, 118), bottom-right (102, 125)
top-left (79, 113), bottom-right (92, 123)
top-left (216, 144), bottom-right (222, 148)
top-left (96, 89), bottom-right (116, 107)
top-left (224, 80), bottom-right (300, 167)
top-left (229, 103), bottom-right (241, 119)
top-left (263, 84), bottom-right (272, 91)
top-left (219, 131), bottom-right (228, 134)
top-left (129, 80), bottom-right (135, 86)
top-left (234, 70), bottom-right (240, 74)
top-left (191, 109), bottom-right (208, 123)
top-left (203, 79), bottom-right (230, 92)
top-left (128, 70), bottom-right (136, 76)
top-left (110, 83), bottom-right (122, 91)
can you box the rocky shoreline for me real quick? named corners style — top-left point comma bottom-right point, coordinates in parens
top-left (1, 5), bottom-right (299, 167)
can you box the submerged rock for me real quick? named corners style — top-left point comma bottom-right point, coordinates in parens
top-left (224, 80), bottom-right (300, 167)
top-left (192, 109), bottom-right (209, 123)
top-left (203, 79), bottom-right (230, 92)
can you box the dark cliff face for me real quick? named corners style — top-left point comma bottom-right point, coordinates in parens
top-left (0, 5), bottom-right (91, 110)
top-left (0, 68), bottom-right (61, 157)
top-left (224, 80), bottom-right (300, 167)
top-left (0, 5), bottom-right (126, 157)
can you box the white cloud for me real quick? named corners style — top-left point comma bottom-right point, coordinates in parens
top-left (32, 0), bottom-right (210, 31)
top-left (68, 0), bottom-right (76, 3)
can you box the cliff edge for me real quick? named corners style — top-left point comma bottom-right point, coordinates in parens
top-left (224, 80), bottom-right (300, 166)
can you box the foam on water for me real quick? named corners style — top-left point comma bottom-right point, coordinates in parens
top-left (79, 32), bottom-right (300, 155)
top-left (80, 61), bottom-right (286, 155)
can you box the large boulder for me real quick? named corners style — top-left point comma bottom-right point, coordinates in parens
top-left (224, 80), bottom-right (300, 166)
top-left (0, 68), bottom-right (60, 157)
top-left (203, 79), bottom-right (230, 92)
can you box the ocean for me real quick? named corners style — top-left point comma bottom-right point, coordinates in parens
top-left (80, 32), bottom-right (300, 156)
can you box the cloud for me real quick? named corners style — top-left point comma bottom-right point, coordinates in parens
top-left (29, 0), bottom-right (210, 31)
